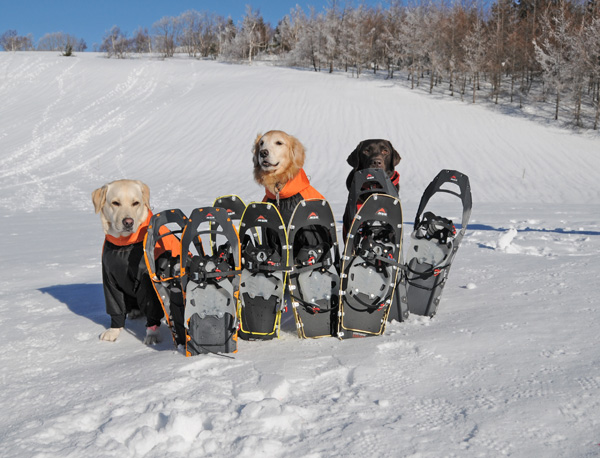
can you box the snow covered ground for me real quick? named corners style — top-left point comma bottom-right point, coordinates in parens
top-left (1, 52), bottom-right (600, 457)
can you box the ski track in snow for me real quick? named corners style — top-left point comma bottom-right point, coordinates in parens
top-left (1, 53), bottom-right (600, 457)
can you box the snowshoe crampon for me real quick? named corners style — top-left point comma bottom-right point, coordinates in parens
top-left (143, 209), bottom-right (187, 346)
top-left (287, 199), bottom-right (340, 338)
top-left (401, 169), bottom-right (472, 318)
top-left (339, 193), bottom-right (403, 338)
top-left (180, 207), bottom-right (241, 356)
top-left (238, 202), bottom-right (289, 340)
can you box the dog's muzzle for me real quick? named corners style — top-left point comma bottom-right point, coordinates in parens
top-left (122, 217), bottom-right (134, 231)
top-left (369, 157), bottom-right (385, 169)
top-left (259, 150), bottom-right (279, 169)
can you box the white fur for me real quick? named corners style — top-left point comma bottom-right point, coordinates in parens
top-left (100, 327), bottom-right (122, 342)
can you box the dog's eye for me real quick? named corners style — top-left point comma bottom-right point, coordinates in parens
top-left (111, 201), bottom-right (121, 207)
top-left (382, 150), bottom-right (390, 156)
top-left (132, 201), bottom-right (140, 207)
top-left (275, 141), bottom-right (283, 146)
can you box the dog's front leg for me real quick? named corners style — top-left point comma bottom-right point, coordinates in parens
top-left (100, 327), bottom-right (123, 342)
top-left (143, 325), bottom-right (161, 345)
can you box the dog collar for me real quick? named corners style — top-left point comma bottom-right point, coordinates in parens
top-left (105, 211), bottom-right (153, 246)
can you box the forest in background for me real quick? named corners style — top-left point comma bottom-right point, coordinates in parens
top-left (2, 0), bottom-right (600, 129)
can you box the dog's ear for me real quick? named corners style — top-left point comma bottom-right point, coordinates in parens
top-left (347, 141), bottom-right (364, 169)
top-left (137, 181), bottom-right (151, 210)
top-left (387, 141), bottom-right (401, 167)
top-left (91, 185), bottom-right (108, 214)
top-left (253, 133), bottom-right (263, 153)
top-left (253, 133), bottom-right (263, 167)
top-left (290, 135), bottom-right (306, 170)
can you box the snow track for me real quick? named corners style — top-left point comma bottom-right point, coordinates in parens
top-left (1, 53), bottom-right (600, 457)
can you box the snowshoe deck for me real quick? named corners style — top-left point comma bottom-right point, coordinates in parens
top-left (238, 202), bottom-right (289, 340)
top-left (144, 209), bottom-right (188, 346)
top-left (339, 193), bottom-right (403, 338)
top-left (398, 169), bottom-right (472, 318)
top-left (287, 199), bottom-right (340, 339)
top-left (180, 207), bottom-right (241, 356)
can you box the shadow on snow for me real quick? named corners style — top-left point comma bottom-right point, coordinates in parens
top-left (38, 283), bottom-right (162, 347)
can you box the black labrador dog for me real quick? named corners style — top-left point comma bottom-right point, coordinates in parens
top-left (343, 139), bottom-right (401, 239)
top-left (345, 139), bottom-right (401, 191)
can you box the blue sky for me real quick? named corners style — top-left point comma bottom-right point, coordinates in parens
top-left (1, 0), bottom-right (386, 49)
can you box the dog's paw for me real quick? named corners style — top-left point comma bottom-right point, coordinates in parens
top-left (143, 325), bottom-right (161, 345)
top-left (100, 327), bottom-right (123, 342)
top-left (127, 309), bottom-right (143, 319)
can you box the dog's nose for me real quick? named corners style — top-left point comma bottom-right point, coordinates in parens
top-left (259, 149), bottom-right (269, 158)
top-left (122, 217), bottom-right (134, 230)
top-left (370, 158), bottom-right (384, 168)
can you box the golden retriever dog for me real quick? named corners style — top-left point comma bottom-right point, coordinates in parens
top-left (253, 130), bottom-right (324, 224)
top-left (92, 179), bottom-right (163, 344)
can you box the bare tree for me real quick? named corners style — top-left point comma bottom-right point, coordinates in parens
top-left (0, 30), bottom-right (34, 51)
top-left (273, 6), bottom-right (307, 56)
top-left (380, 2), bottom-right (404, 79)
top-left (100, 26), bottom-right (131, 58)
top-left (289, 6), bottom-right (323, 71)
top-left (582, 16), bottom-right (600, 129)
top-left (179, 10), bottom-right (202, 57)
top-left (533, 1), bottom-right (576, 120)
top-left (462, 15), bottom-right (487, 103)
top-left (37, 32), bottom-right (82, 53)
top-left (152, 16), bottom-right (180, 58)
top-left (132, 27), bottom-right (151, 53)
top-left (216, 17), bottom-right (237, 57)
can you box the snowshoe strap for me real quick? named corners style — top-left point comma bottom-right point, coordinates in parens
top-left (187, 246), bottom-right (237, 283)
top-left (290, 294), bottom-right (332, 314)
top-left (291, 244), bottom-right (333, 274)
top-left (349, 290), bottom-right (393, 312)
top-left (415, 212), bottom-right (456, 244)
top-left (244, 244), bottom-right (286, 273)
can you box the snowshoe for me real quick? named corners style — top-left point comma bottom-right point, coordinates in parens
top-left (213, 194), bottom-right (247, 228)
top-left (180, 207), bottom-right (241, 356)
top-left (338, 193), bottom-right (403, 338)
top-left (287, 199), bottom-right (340, 338)
top-left (238, 202), bottom-right (289, 340)
top-left (397, 169), bottom-right (472, 318)
top-left (144, 209), bottom-right (188, 346)
top-left (342, 168), bottom-right (399, 238)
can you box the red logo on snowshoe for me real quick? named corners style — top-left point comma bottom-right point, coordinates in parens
top-left (256, 215), bottom-right (268, 223)
top-left (206, 212), bottom-right (215, 220)
top-left (308, 212), bottom-right (319, 220)
top-left (367, 173), bottom-right (375, 180)
top-left (376, 207), bottom-right (388, 217)
top-left (226, 208), bottom-right (235, 216)
top-left (451, 175), bottom-right (457, 181)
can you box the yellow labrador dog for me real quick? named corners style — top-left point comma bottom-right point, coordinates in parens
top-left (92, 179), bottom-right (163, 344)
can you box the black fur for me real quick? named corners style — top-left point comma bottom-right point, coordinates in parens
top-left (345, 139), bottom-right (401, 190)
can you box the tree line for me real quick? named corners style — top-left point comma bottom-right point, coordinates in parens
top-left (2, 0), bottom-right (599, 129)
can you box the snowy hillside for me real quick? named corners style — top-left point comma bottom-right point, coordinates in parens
top-left (1, 52), bottom-right (599, 457)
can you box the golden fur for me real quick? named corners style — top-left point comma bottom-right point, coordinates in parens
top-left (253, 130), bottom-right (306, 195)
top-left (92, 179), bottom-right (151, 238)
